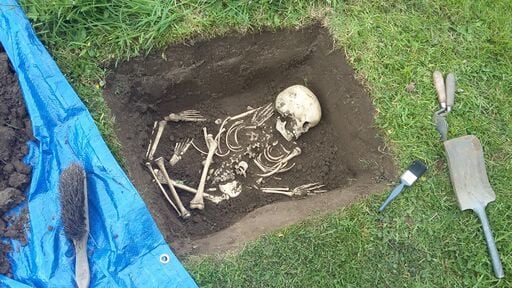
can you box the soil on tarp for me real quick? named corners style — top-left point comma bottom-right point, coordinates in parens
top-left (0, 49), bottom-right (33, 276)
top-left (104, 24), bottom-right (395, 255)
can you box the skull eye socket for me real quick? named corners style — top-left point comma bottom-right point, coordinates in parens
top-left (302, 122), bottom-right (310, 130)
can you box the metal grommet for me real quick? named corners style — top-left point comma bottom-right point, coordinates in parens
top-left (160, 254), bottom-right (170, 264)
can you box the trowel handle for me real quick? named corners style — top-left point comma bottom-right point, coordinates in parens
top-left (445, 73), bottom-right (456, 112)
top-left (433, 71), bottom-right (446, 109)
top-left (474, 205), bottom-right (504, 278)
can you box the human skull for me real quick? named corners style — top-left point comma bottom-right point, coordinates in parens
top-left (275, 85), bottom-right (322, 141)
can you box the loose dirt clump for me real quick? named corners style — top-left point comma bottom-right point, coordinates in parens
top-left (0, 50), bottom-right (32, 276)
top-left (105, 25), bottom-right (395, 255)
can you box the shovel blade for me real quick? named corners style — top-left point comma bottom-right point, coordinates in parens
top-left (444, 135), bottom-right (496, 211)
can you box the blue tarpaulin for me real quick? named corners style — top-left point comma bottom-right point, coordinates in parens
top-left (0, 1), bottom-right (198, 287)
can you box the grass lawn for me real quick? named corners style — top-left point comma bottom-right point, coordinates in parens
top-left (19, 0), bottom-right (512, 287)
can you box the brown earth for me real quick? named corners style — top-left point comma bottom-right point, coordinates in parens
top-left (0, 49), bottom-right (32, 276)
top-left (104, 24), bottom-right (395, 256)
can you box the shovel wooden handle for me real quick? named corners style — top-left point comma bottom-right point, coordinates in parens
top-left (474, 205), bottom-right (504, 278)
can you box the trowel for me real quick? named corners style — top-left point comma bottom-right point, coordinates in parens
top-left (444, 135), bottom-right (504, 278)
top-left (433, 71), bottom-right (455, 141)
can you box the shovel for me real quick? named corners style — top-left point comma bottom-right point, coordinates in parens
top-left (444, 135), bottom-right (504, 278)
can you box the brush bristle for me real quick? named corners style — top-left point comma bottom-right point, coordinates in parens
top-left (59, 163), bottom-right (87, 241)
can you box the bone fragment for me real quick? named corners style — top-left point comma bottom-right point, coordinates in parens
top-left (144, 162), bottom-right (181, 216)
top-left (190, 130), bottom-right (217, 210)
top-left (155, 157), bottom-right (191, 218)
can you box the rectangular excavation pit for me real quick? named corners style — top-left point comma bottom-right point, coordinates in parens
top-left (104, 25), bottom-right (395, 256)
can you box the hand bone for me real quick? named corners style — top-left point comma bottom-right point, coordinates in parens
top-left (164, 110), bottom-right (207, 122)
top-left (170, 138), bottom-right (192, 166)
top-left (251, 103), bottom-right (274, 126)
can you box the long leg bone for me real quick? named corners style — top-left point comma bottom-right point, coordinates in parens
top-left (190, 129), bottom-right (218, 210)
top-left (147, 120), bottom-right (167, 160)
top-left (145, 121), bottom-right (158, 159)
top-left (144, 162), bottom-right (181, 216)
top-left (153, 170), bottom-right (228, 204)
top-left (169, 138), bottom-right (192, 166)
top-left (155, 157), bottom-right (191, 219)
top-left (261, 183), bottom-right (326, 196)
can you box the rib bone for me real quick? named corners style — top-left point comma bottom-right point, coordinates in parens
top-left (256, 147), bottom-right (301, 177)
top-left (155, 157), bottom-right (191, 219)
top-left (190, 129), bottom-right (218, 210)
top-left (144, 162), bottom-right (181, 216)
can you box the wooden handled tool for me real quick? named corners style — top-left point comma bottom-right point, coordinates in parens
top-left (445, 73), bottom-right (456, 112)
top-left (444, 135), bottom-right (504, 278)
top-left (433, 71), bottom-right (446, 109)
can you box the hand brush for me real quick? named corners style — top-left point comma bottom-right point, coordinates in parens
top-left (59, 163), bottom-right (90, 288)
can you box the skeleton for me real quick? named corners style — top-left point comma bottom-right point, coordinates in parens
top-left (144, 87), bottom-right (324, 214)
top-left (147, 110), bottom-right (206, 160)
top-left (261, 183), bottom-right (327, 197)
top-left (154, 157), bottom-right (191, 218)
top-left (169, 138), bottom-right (192, 166)
top-left (275, 85), bottom-right (322, 141)
top-left (190, 128), bottom-right (217, 210)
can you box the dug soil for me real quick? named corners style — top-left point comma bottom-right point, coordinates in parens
top-left (105, 24), bottom-right (395, 256)
top-left (0, 50), bottom-right (32, 276)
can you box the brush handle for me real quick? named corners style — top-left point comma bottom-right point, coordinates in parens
top-left (75, 170), bottom-right (90, 288)
top-left (73, 238), bottom-right (90, 288)
top-left (474, 205), bottom-right (504, 278)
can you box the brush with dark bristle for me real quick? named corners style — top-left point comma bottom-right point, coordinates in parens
top-left (60, 163), bottom-right (86, 240)
top-left (59, 163), bottom-right (90, 288)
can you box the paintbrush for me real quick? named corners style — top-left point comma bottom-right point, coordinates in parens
top-left (59, 163), bottom-right (90, 288)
